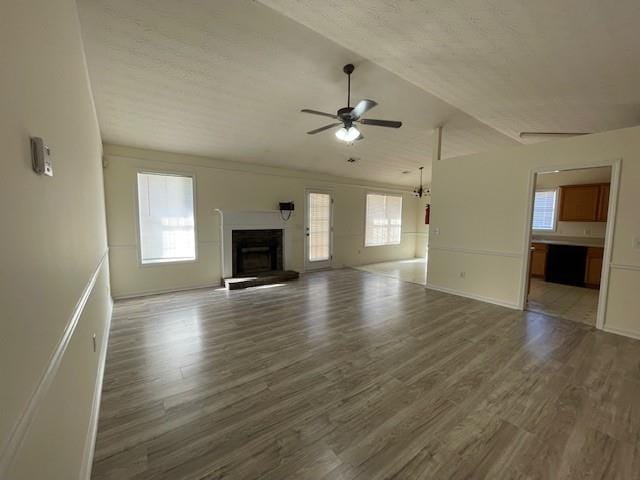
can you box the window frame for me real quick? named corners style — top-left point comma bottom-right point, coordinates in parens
top-left (363, 191), bottom-right (403, 248)
top-left (135, 170), bottom-right (199, 267)
top-left (531, 187), bottom-right (559, 233)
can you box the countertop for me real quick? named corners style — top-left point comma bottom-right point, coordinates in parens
top-left (531, 235), bottom-right (605, 248)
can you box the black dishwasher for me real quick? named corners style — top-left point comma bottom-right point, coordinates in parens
top-left (545, 244), bottom-right (587, 287)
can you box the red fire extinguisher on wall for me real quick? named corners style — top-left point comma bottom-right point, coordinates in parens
top-left (425, 204), bottom-right (430, 225)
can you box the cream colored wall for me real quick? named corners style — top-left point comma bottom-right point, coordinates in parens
top-left (0, 1), bottom-right (111, 478)
top-left (428, 126), bottom-right (640, 338)
top-left (535, 166), bottom-right (611, 239)
top-left (103, 144), bottom-right (421, 298)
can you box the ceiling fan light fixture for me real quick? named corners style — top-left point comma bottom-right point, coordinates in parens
top-left (335, 126), bottom-right (360, 142)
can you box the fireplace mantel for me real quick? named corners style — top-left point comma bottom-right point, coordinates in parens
top-left (215, 209), bottom-right (292, 279)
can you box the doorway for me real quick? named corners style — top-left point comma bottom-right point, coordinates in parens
top-left (523, 164), bottom-right (618, 327)
top-left (304, 190), bottom-right (333, 271)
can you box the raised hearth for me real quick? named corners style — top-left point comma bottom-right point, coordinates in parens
top-left (224, 270), bottom-right (299, 290)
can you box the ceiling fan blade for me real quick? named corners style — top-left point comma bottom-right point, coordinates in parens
top-left (359, 118), bottom-right (402, 128)
top-left (301, 109), bottom-right (338, 119)
top-left (350, 99), bottom-right (377, 120)
top-left (306, 123), bottom-right (341, 135)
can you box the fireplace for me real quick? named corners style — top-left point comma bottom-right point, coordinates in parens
top-left (216, 210), bottom-right (298, 289)
top-left (232, 229), bottom-right (283, 277)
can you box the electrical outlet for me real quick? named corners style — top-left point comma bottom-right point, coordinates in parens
top-left (634, 235), bottom-right (640, 251)
top-left (434, 227), bottom-right (440, 235)
top-left (459, 271), bottom-right (466, 279)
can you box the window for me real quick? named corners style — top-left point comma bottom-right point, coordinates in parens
top-left (365, 193), bottom-right (403, 246)
top-left (137, 172), bottom-right (196, 264)
top-left (532, 189), bottom-right (557, 231)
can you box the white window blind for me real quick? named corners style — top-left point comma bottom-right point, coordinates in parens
top-left (532, 189), bottom-right (557, 231)
top-left (365, 193), bottom-right (403, 246)
top-left (137, 172), bottom-right (196, 264)
top-left (308, 192), bottom-right (331, 262)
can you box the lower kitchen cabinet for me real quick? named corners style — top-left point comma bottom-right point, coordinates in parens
top-left (585, 247), bottom-right (604, 288)
top-left (530, 243), bottom-right (548, 278)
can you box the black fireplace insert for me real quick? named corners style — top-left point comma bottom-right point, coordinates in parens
top-left (231, 229), bottom-right (283, 277)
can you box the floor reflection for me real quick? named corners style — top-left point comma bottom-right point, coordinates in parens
top-left (354, 257), bottom-right (427, 285)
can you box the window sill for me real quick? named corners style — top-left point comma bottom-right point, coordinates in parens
top-left (364, 243), bottom-right (402, 248)
top-left (140, 258), bottom-right (198, 267)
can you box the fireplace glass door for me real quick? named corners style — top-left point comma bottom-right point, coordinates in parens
top-left (305, 190), bottom-right (333, 270)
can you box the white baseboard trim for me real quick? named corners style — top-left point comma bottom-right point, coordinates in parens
top-left (426, 282), bottom-right (520, 310)
top-left (0, 251), bottom-right (109, 477)
top-left (602, 325), bottom-right (640, 341)
top-left (79, 296), bottom-right (113, 480)
top-left (113, 282), bottom-right (220, 300)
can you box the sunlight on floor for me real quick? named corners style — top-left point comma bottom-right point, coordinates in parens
top-left (354, 257), bottom-right (427, 285)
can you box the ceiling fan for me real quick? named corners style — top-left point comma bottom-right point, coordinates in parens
top-left (301, 64), bottom-right (402, 142)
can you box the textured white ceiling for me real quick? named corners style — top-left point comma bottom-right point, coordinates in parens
top-left (76, 0), bottom-right (517, 186)
top-left (260, 0), bottom-right (640, 143)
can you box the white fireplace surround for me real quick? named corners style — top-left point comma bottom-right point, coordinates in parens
top-left (215, 209), bottom-right (292, 279)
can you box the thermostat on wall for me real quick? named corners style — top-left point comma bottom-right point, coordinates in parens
top-left (30, 137), bottom-right (53, 176)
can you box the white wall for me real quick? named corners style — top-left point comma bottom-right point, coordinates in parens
top-left (0, 1), bottom-right (111, 478)
top-left (534, 166), bottom-right (611, 239)
top-left (103, 144), bottom-right (422, 298)
top-left (428, 126), bottom-right (640, 338)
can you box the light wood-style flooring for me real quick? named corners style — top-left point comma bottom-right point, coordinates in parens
top-left (528, 278), bottom-right (599, 326)
top-left (92, 268), bottom-right (640, 479)
top-left (354, 258), bottom-right (427, 285)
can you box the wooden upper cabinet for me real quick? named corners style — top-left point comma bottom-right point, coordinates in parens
top-left (558, 183), bottom-right (609, 222)
top-left (597, 184), bottom-right (610, 222)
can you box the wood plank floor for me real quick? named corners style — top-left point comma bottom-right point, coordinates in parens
top-left (92, 268), bottom-right (640, 479)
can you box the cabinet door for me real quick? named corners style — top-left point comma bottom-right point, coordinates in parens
top-left (597, 184), bottom-right (610, 222)
top-left (585, 247), bottom-right (604, 287)
top-left (585, 257), bottom-right (603, 287)
top-left (530, 243), bottom-right (547, 277)
top-left (559, 185), bottom-right (599, 221)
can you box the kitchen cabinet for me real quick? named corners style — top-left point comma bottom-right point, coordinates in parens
top-left (530, 242), bottom-right (605, 288)
top-left (585, 247), bottom-right (604, 287)
top-left (597, 184), bottom-right (610, 222)
top-left (530, 242), bottom-right (548, 278)
top-left (558, 184), bottom-right (600, 221)
top-left (558, 183), bottom-right (609, 222)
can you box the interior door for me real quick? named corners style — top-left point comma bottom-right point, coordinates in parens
top-left (305, 190), bottom-right (333, 270)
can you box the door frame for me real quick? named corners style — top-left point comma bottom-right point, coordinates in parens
top-left (519, 158), bottom-right (621, 330)
top-left (304, 188), bottom-right (334, 271)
